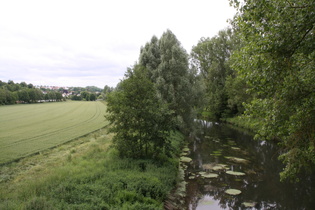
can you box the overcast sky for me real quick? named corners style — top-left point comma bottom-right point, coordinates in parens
top-left (0, 0), bottom-right (236, 88)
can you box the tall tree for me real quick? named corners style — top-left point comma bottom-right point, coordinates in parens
top-left (140, 30), bottom-right (195, 131)
top-left (230, 0), bottom-right (315, 181)
top-left (139, 35), bottom-right (160, 80)
top-left (102, 85), bottom-right (113, 100)
top-left (191, 28), bottom-right (237, 120)
top-left (106, 65), bottom-right (175, 158)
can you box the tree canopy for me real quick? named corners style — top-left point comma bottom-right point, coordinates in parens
top-left (0, 80), bottom-right (64, 105)
top-left (230, 0), bottom-right (315, 181)
top-left (106, 29), bottom-right (200, 159)
top-left (140, 30), bottom-right (197, 131)
top-left (191, 28), bottom-right (238, 120)
top-left (106, 65), bottom-right (175, 159)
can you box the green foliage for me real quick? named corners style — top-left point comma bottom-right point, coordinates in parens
top-left (0, 80), bottom-right (64, 104)
top-left (71, 90), bottom-right (99, 101)
top-left (89, 93), bottom-right (96, 101)
top-left (102, 85), bottom-right (114, 100)
top-left (71, 94), bottom-right (82, 101)
top-left (225, 115), bottom-right (262, 133)
top-left (80, 91), bottom-right (90, 101)
top-left (106, 65), bottom-right (175, 159)
top-left (191, 28), bottom-right (240, 120)
top-left (0, 131), bottom-right (184, 210)
top-left (230, 0), bottom-right (315, 181)
top-left (85, 86), bottom-right (103, 93)
top-left (139, 30), bottom-right (197, 131)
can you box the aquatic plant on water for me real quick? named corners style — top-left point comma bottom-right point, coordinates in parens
top-left (226, 170), bottom-right (246, 176)
top-left (224, 189), bottom-right (242, 195)
top-left (180, 156), bottom-right (192, 163)
top-left (199, 172), bottom-right (218, 178)
top-left (242, 202), bottom-right (256, 207)
top-left (224, 156), bottom-right (249, 164)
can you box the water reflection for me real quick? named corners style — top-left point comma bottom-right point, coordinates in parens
top-left (185, 121), bottom-right (315, 209)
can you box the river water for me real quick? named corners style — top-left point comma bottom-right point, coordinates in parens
top-left (184, 121), bottom-right (315, 209)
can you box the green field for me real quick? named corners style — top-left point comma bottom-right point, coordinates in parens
top-left (0, 101), bottom-right (107, 164)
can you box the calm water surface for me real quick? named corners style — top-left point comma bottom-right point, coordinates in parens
top-left (185, 121), bottom-right (315, 209)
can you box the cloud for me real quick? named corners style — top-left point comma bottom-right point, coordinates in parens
top-left (0, 0), bottom-right (236, 88)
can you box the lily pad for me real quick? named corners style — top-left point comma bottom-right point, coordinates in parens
top-left (199, 172), bottom-right (218, 178)
top-left (225, 156), bottom-right (249, 164)
top-left (212, 166), bottom-right (225, 171)
top-left (180, 152), bottom-right (188, 156)
top-left (226, 170), bottom-right (246, 176)
top-left (231, 147), bottom-right (241, 151)
top-left (198, 196), bottom-right (216, 205)
top-left (182, 147), bottom-right (190, 152)
top-left (180, 156), bottom-right (192, 163)
top-left (242, 202), bottom-right (256, 207)
top-left (225, 189), bottom-right (242, 195)
top-left (188, 175), bottom-right (195, 179)
top-left (202, 163), bottom-right (227, 171)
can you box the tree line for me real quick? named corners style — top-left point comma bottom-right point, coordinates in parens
top-left (106, 0), bottom-right (315, 181)
top-left (71, 91), bottom-right (97, 101)
top-left (0, 80), bottom-right (63, 105)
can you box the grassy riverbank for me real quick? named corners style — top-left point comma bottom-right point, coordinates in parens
top-left (0, 128), bottom-right (184, 209)
top-left (223, 115), bottom-right (262, 134)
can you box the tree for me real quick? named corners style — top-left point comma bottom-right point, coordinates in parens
top-left (55, 92), bottom-right (63, 101)
top-left (106, 65), bottom-right (175, 159)
top-left (20, 82), bottom-right (28, 88)
top-left (71, 95), bottom-right (82, 101)
top-left (139, 30), bottom-right (195, 131)
top-left (90, 93), bottom-right (96, 101)
top-left (0, 89), bottom-right (5, 105)
top-left (191, 28), bottom-right (238, 120)
top-left (48, 92), bottom-right (56, 102)
top-left (27, 83), bottom-right (34, 89)
top-left (18, 89), bottom-right (30, 103)
top-left (7, 80), bottom-right (20, 92)
top-left (28, 89), bottom-right (36, 103)
top-left (139, 35), bottom-right (160, 80)
top-left (230, 0), bottom-right (315, 181)
top-left (102, 85), bottom-right (113, 100)
top-left (81, 91), bottom-right (90, 101)
top-left (35, 89), bottom-right (44, 101)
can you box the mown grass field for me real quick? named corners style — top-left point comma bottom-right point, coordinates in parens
top-left (0, 101), bottom-right (108, 164)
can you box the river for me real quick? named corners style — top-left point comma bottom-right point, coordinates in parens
top-left (183, 121), bottom-right (315, 209)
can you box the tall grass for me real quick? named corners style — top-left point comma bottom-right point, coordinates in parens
top-left (0, 130), bottom-right (184, 209)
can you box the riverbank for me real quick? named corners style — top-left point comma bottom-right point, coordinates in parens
top-left (223, 115), bottom-right (262, 134)
top-left (0, 128), bottom-right (185, 209)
